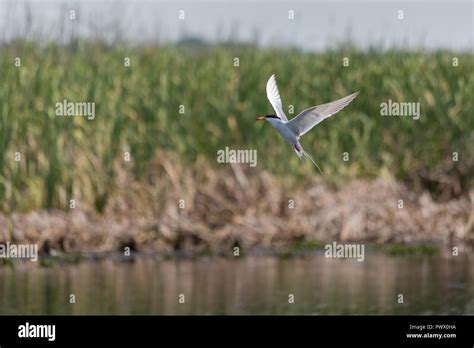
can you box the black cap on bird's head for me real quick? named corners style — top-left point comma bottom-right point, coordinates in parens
top-left (256, 114), bottom-right (280, 121)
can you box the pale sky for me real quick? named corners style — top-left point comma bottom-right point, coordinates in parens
top-left (0, 0), bottom-right (472, 51)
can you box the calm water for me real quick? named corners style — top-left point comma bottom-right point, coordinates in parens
top-left (1, 253), bottom-right (474, 315)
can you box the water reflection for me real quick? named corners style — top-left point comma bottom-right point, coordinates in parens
top-left (0, 254), bottom-right (473, 314)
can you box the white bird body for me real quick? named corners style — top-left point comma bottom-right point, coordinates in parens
top-left (265, 118), bottom-right (298, 146)
top-left (257, 74), bottom-right (359, 173)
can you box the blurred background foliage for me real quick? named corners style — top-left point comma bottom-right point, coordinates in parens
top-left (0, 40), bottom-right (473, 212)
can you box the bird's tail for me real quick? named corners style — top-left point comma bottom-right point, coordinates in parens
top-left (295, 144), bottom-right (323, 175)
top-left (294, 145), bottom-right (304, 163)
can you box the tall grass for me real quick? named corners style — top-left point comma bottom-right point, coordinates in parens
top-left (0, 41), bottom-right (473, 212)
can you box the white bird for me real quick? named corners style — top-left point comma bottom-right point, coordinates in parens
top-left (256, 74), bottom-right (359, 174)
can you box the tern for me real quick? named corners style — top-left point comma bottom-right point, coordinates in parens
top-left (256, 74), bottom-right (359, 174)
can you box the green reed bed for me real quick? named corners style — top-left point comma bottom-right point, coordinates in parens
top-left (0, 41), bottom-right (472, 212)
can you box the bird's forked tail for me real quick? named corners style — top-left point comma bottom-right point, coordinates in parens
top-left (294, 144), bottom-right (323, 175)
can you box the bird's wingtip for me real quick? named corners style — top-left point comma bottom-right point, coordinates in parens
top-left (349, 91), bottom-right (360, 99)
top-left (267, 74), bottom-right (276, 86)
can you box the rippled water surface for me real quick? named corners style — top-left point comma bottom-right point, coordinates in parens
top-left (1, 254), bottom-right (473, 314)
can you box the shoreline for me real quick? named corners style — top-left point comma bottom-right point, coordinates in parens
top-left (0, 242), bottom-right (468, 269)
top-left (1, 176), bottom-right (473, 259)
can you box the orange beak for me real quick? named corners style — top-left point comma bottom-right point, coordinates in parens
top-left (256, 116), bottom-right (265, 122)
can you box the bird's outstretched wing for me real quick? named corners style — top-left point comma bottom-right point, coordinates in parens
top-left (266, 74), bottom-right (288, 121)
top-left (287, 91), bottom-right (359, 137)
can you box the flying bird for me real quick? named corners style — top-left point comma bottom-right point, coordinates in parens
top-left (256, 74), bottom-right (359, 174)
